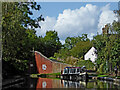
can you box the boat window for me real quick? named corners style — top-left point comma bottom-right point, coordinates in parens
top-left (64, 69), bottom-right (66, 73)
top-left (72, 69), bottom-right (74, 73)
top-left (73, 69), bottom-right (76, 73)
top-left (69, 69), bottom-right (71, 73)
top-left (80, 69), bottom-right (82, 73)
top-left (64, 68), bottom-right (68, 73)
top-left (71, 69), bottom-right (73, 73)
top-left (75, 69), bottom-right (76, 73)
top-left (77, 68), bottom-right (79, 72)
top-left (66, 69), bottom-right (68, 73)
top-left (68, 68), bottom-right (69, 74)
top-left (69, 68), bottom-right (80, 73)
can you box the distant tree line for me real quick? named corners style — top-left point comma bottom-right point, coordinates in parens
top-left (54, 34), bottom-right (93, 65)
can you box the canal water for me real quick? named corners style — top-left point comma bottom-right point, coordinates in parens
top-left (3, 76), bottom-right (120, 89)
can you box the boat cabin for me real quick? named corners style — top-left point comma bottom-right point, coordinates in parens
top-left (61, 66), bottom-right (88, 81)
top-left (62, 66), bottom-right (86, 75)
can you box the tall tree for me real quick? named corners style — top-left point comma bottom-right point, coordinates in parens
top-left (2, 2), bottom-right (44, 73)
top-left (70, 40), bottom-right (92, 58)
top-left (64, 34), bottom-right (90, 50)
top-left (43, 31), bottom-right (62, 57)
top-left (93, 22), bottom-right (120, 73)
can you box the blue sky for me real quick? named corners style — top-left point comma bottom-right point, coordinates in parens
top-left (31, 2), bottom-right (118, 44)
top-left (32, 2), bottom-right (118, 18)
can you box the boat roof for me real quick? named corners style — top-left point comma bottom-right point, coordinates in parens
top-left (65, 67), bottom-right (81, 69)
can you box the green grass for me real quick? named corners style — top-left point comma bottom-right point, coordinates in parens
top-left (117, 76), bottom-right (120, 79)
top-left (31, 72), bottom-right (61, 78)
top-left (41, 72), bottom-right (61, 76)
top-left (88, 73), bottom-right (98, 76)
top-left (109, 76), bottom-right (120, 79)
top-left (90, 73), bottom-right (120, 79)
top-left (30, 74), bottom-right (40, 78)
top-left (97, 75), bottom-right (120, 80)
top-left (97, 75), bottom-right (108, 77)
top-left (47, 77), bottom-right (60, 79)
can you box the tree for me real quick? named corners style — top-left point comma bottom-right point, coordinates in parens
top-left (54, 34), bottom-right (92, 64)
top-left (70, 40), bottom-right (92, 58)
top-left (93, 22), bottom-right (120, 73)
top-left (43, 31), bottom-right (62, 57)
top-left (64, 34), bottom-right (90, 50)
top-left (2, 2), bottom-right (44, 73)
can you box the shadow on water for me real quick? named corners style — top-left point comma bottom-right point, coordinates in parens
top-left (2, 76), bottom-right (120, 89)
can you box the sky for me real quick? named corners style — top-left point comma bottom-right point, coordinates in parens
top-left (31, 2), bottom-right (118, 44)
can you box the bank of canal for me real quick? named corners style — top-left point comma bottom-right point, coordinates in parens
top-left (30, 72), bottom-right (120, 83)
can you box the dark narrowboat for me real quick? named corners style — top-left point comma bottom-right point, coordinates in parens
top-left (61, 66), bottom-right (88, 81)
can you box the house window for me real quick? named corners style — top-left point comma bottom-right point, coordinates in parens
top-left (92, 53), bottom-right (94, 56)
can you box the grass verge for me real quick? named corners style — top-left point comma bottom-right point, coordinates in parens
top-left (97, 75), bottom-right (108, 77)
top-left (30, 72), bottom-right (61, 78)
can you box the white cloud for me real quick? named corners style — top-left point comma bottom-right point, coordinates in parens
top-left (60, 40), bottom-right (65, 45)
top-left (36, 16), bottom-right (56, 37)
top-left (98, 4), bottom-right (118, 33)
top-left (36, 4), bottom-right (117, 44)
top-left (89, 33), bottom-right (95, 40)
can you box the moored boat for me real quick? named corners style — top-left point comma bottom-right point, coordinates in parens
top-left (61, 66), bottom-right (88, 81)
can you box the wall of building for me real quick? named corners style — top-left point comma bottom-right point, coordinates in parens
top-left (35, 51), bottom-right (71, 74)
top-left (84, 47), bottom-right (97, 63)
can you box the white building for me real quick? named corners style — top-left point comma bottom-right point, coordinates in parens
top-left (84, 47), bottom-right (97, 63)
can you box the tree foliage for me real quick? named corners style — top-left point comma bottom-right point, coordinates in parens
top-left (93, 22), bottom-right (120, 73)
top-left (43, 31), bottom-right (62, 57)
top-left (70, 40), bottom-right (92, 58)
top-left (2, 2), bottom-right (44, 72)
top-left (2, 2), bottom-right (62, 76)
top-left (54, 34), bottom-right (92, 65)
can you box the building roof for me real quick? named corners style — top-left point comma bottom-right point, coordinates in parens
top-left (85, 47), bottom-right (97, 55)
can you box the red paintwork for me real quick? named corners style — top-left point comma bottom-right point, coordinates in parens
top-left (35, 51), bottom-right (72, 74)
top-left (35, 52), bottom-right (52, 74)
top-left (36, 78), bottom-right (52, 88)
top-left (36, 78), bottom-right (64, 88)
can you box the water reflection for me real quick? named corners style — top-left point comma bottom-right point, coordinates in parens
top-left (3, 76), bottom-right (120, 89)
top-left (35, 78), bottom-right (120, 89)
top-left (36, 78), bottom-right (87, 88)
top-left (36, 78), bottom-right (64, 88)
top-left (63, 80), bottom-right (87, 88)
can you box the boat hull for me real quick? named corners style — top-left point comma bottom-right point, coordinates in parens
top-left (61, 73), bottom-right (88, 81)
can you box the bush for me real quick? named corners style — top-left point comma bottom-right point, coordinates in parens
top-left (77, 60), bottom-right (95, 70)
